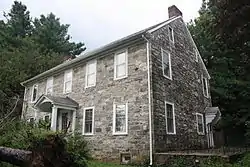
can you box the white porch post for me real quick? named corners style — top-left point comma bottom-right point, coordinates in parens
top-left (72, 109), bottom-right (76, 132)
top-left (51, 105), bottom-right (58, 131)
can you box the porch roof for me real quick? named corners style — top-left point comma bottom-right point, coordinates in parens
top-left (205, 107), bottom-right (221, 125)
top-left (34, 94), bottom-right (79, 109)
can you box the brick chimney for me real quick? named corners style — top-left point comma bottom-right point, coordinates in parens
top-left (168, 5), bottom-right (183, 18)
top-left (63, 55), bottom-right (76, 62)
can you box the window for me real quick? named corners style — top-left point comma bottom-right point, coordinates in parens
top-left (162, 49), bottom-right (172, 79)
top-left (31, 84), bottom-right (38, 103)
top-left (169, 27), bottom-right (174, 43)
top-left (202, 76), bottom-right (209, 97)
top-left (44, 115), bottom-right (50, 122)
top-left (120, 153), bottom-right (131, 164)
top-left (195, 49), bottom-right (199, 62)
top-left (165, 102), bottom-right (176, 134)
top-left (83, 107), bottom-right (94, 135)
top-left (114, 51), bottom-right (128, 80)
top-left (113, 103), bottom-right (128, 135)
top-left (64, 69), bottom-right (72, 93)
top-left (85, 60), bottom-right (97, 88)
top-left (46, 77), bottom-right (53, 95)
top-left (28, 117), bottom-right (35, 126)
top-left (196, 113), bottom-right (205, 134)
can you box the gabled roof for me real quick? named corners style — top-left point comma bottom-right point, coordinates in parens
top-left (205, 107), bottom-right (221, 125)
top-left (21, 15), bottom-right (210, 85)
top-left (21, 16), bottom-right (180, 86)
top-left (34, 94), bottom-right (79, 108)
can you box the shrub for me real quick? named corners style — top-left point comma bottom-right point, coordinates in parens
top-left (66, 133), bottom-right (91, 167)
top-left (0, 120), bottom-right (90, 167)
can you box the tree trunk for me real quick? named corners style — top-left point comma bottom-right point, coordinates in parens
top-left (0, 146), bottom-right (31, 166)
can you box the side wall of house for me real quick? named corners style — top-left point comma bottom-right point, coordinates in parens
top-left (150, 18), bottom-right (212, 152)
top-left (22, 42), bottom-right (150, 162)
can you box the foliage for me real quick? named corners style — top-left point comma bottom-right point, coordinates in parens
top-left (33, 13), bottom-right (86, 55)
top-left (188, 0), bottom-right (250, 139)
top-left (88, 161), bottom-right (134, 167)
top-left (0, 1), bottom-right (86, 117)
top-left (0, 120), bottom-right (90, 167)
top-left (66, 133), bottom-right (91, 167)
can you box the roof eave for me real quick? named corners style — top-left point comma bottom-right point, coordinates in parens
top-left (21, 33), bottom-right (145, 86)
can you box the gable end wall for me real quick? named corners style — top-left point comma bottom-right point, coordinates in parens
top-left (150, 18), bottom-right (212, 152)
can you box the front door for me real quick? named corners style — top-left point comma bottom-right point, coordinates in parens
top-left (58, 109), bottom-right (72, 132)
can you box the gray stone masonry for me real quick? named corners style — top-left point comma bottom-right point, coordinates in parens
top-left (23, 43), bottom-right (150, 162)
top-left (150, 17), bottom-right (211, 153)
top-left (22, 14), bottom-right (213, 163)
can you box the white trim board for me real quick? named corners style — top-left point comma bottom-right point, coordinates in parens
top-left (82, 107), bottom-right (95, 136)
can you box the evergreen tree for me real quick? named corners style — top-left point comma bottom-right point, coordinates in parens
top-left (33, 13), bottom-right (86, 56)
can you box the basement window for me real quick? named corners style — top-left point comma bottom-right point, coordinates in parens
top-left (120, 153), bottom-right (131, 164)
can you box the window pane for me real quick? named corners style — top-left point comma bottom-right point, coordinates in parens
top-left (163, 52), bottom-right (170, 77)
top-left (116, 52), bottom-right (126, 65)
top-left (115, 105), bottom-right (126, 133)
top-left (116, 64), bottom-right (126, 78)
top-left (65, 81), bottom-right (71, 92)
top-left (203, 78), bottom-right (208, 96)
top-left (65, 71), bottom-right (72, 81)
top-left (166, 103), bottom-right (174, 133)
top-left (84, 109), bottom-right (93, 134)
top-left (32, 85), bottom-right (38, 102)
top-left (197, 114), bottom-right (204, 133)
top-left (45, 115), bottom-right (50, 122)
top-left (167, 118), bottom-right (174, 133)
top-left (87, 62), bottom-right (96, 74)
top-left (169, 27), bottom-right (174, 41)
top-left (87, 73), bottom-right (95, 86)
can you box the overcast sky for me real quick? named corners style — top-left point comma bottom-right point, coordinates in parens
top-left (0, 0), bottom-right (202, 51)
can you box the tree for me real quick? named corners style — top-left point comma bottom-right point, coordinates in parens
top-left (0, 1), bottom-right (86, 118)
top-left (33, 13), bottom-right (86, 56)
top-left (4, 1), bottom-right (33, 37)
top-left (188, 0), bottom-right (250, 135)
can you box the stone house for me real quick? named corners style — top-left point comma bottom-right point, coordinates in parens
top-left (21, 5), bottom-right (220, 165)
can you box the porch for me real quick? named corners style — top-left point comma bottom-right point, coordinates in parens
top-left (34, 95), bottom-right (78, 132)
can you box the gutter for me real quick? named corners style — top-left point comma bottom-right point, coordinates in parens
top-left (142, 35), bottom-right (153, 166)
top-left (21, 35), bottom-right (144, 86)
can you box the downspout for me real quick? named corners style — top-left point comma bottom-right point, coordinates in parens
top-left (142, 35), bottom-right (153, 166)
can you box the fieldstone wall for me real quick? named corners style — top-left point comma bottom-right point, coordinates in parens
top-left (22, 42), bottom-right (150, 162)
top-left (149, 18), bottom-right (212, 153)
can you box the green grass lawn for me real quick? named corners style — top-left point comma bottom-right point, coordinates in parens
top-left (88, 161), bottom-right (134, 167)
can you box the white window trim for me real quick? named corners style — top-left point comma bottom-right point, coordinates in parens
top-left (63, 69), bottom-right (73, 94)
top-left (85, 60), bottom-right (97, 89)
top-left (82, 107), bottom-right (95, 136)
top-left (31, 84), bottom-right (38, 103)
top-left (23, 87), bottom-right (27, 101)
top-left (46, 77), bottom-right (54, 95)
top-left (114, 50), bottom-right (128, 80)
top-left (196, 113), bottom-right (205, 135)
top-left (161, 48), bottom-right (172, 80)
top-left (113, 103), bottom-right (128, 135)
top-left (165, 101), bottom-right (176, 135)
top-left (169, 26), bottom-right (174, 43)
top-left (195, 49), bottom-right (199, 62)
top-left (202, 75), bottom-right (209, 98)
